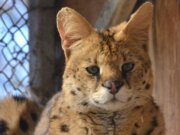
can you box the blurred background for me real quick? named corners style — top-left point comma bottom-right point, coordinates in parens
top-left (0, 0), bottom-right (180, 134)
top-left (0, 0), bottom-right (29, 97)
top-left (0, 0), bottom-right (148, 102)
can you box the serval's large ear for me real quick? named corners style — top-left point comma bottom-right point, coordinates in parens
top-left (125, 2), bottom-right (153, 42)
top-left (57, 7), bottom-right (93, 60)
top-left (114, 2), bottom-right (153, 44)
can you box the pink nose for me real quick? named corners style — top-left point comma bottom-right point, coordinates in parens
top-left (103, 80), bottom-right (123, 95)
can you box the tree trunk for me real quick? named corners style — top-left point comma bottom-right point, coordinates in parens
top-left (152, 0), bottom-right (180, 134)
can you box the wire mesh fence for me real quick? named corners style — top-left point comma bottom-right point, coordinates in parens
top-left (0, 0), bottom-right (29, 98)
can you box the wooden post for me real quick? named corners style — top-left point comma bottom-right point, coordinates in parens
top-left (96, 0), bottom-right (137, 29)
top-left (29, 0), bottom-right (57, 104)
top-left (152, 0), bottom-right (180, 134)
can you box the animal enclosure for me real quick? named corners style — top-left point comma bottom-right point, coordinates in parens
top-left (0, 0), bottom-right (180, 134)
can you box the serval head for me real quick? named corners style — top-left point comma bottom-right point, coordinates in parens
top-left (57, 2), bottom-right (153, 112)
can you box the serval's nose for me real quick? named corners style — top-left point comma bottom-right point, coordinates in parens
top-left (103, 80), bottom-right (123, 95)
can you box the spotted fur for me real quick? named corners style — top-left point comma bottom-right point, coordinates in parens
top-left (35, 2), bottom-right (165, 135)
top-left (0, 96), bottom-right (42, 135)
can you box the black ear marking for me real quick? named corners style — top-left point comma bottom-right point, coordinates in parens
top-left (0, 120), bottom-right (8, 134)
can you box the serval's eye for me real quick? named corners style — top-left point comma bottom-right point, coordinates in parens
top-left (122, 62), bottom-right (134, 73)
top-left (86, 66), bottom-right (99, 75)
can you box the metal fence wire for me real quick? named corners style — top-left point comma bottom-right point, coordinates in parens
top-left (0, 0), bottom-right (29, 97)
